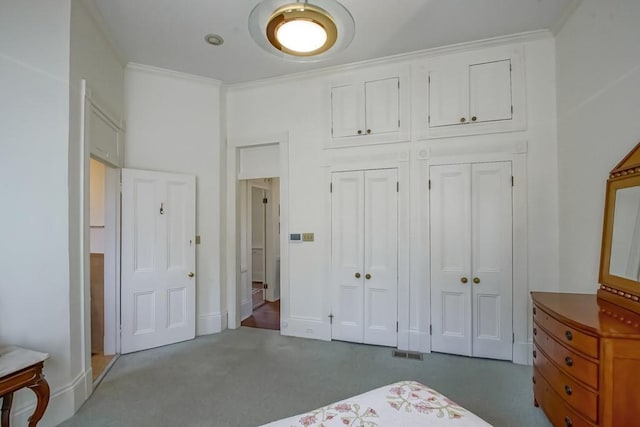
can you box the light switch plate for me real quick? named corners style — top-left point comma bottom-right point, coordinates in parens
top-left (302, 233), bottom-right (314, 242)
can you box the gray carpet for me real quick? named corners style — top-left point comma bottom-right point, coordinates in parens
top-left (59, 328), bottom-right (551, 427)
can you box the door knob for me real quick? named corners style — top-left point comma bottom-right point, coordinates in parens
top-left (460, 277), bottom-right (468, 284)
top-left (366, 129), bottom-right (371, 134)
top-left (460, 117), bottom-right (466, 123)
top-left (365, 273), bottom-right (372, 280)
top-left (473, 277), bottom-right (480, 284)
top-left (357, 130), bottom-right (362, 135)
top-left (188, 272), bottom-right (195, 278)
top-left (355, 272), bottom-right (361, 279)
top-left (471, 116), bottom-right (477, 122)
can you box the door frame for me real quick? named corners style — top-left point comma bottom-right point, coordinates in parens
top-left (80, 81), bottom-right (123, 396)
top-left (226, 134), bottom-right (290, 330)
top-left (415, 139), bottom-right (528, 363)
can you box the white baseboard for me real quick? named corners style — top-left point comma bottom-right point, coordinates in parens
top-left (513, 340), bottom-right (533, 365)
top-left (196, 311), bottom-right (228, 336)
top-left (12, 369), bottom-right (90, 427)
top-left (281, 316), bottom-right (331, 341)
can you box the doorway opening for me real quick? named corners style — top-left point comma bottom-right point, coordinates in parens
top-left (88, 158), bottom-right (119, 383)
top-left (241, 178), bottom-right (281, 330)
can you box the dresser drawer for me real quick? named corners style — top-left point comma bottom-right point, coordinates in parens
top-left (534, 305), bottom-right (599, 358)
top-left (533, 370), bottom-right (597, 427)
top-left (533, 344), bottom-right (598, 423)
top-left (534, 322), bottom-right (599, 390)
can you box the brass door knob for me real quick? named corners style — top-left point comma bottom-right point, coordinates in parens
top-left (471, 116), bottom-right (477, 122)
top-left (366, 129), bottom-right (371, 134)
top-left (188, 272), bottom-right (195, 278)
top-left (460, 277), bottom-right (468, 284)
top-left (365, 273), bottom-right (372, 280)
top-left (460, 117), bottom-right (466, 123)
top-left (357, 130), bottom-right (362, 135)
top-left (355, 272), bottom-right (361, 279)
top-left (473, 277), bottom-right (480, 284)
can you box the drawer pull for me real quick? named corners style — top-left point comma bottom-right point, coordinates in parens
top-left (564, 385), bottom-right (573, 396)
top-left (565, 416), bottom-right (573, 427)
top-left (565, 330), bottom-right (573, 341)
top-left (533, 350), bottom-right (537, 358)
top-left (533, 327), bottom-right (537, 336)
top-left (565, 356), bottom-right (573, 367)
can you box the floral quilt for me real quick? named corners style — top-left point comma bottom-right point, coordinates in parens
top-left (260, 381), bottom-right (492, 427)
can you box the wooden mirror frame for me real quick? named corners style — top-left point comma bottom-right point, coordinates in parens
top-left (598, 141), bottom-right (640, 314)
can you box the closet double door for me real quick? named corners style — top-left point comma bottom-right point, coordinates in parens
top-left (331, 168), bottom-right (398, 347)
top-left (430, 162), bottom-right (513, 360)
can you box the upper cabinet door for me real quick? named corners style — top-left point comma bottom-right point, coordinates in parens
top-left (365, 77), bottom-right (400, 135)
top-left (331, 83), bottom-right (362, 138)
top-left (469, 60), bottom-right (512, 124)
top-left (428, 65), bottom-right (468, 128)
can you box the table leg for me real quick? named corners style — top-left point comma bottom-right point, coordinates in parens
top-left (26, 373), bottom-right (49, 427)
top-left (1, 392), bottom-right (13, 427)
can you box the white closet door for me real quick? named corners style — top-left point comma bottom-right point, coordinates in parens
top-left (430, 164), bottom-right (472, 356)
top-left (365, 77), bottom-right (400, 135)
top-left (331, 83), bottom-right (363, 138)
top-left (469, 60), bottom-right (512, 123)
top-left (471, 162), bottom-right (513, 360)
top-left (331, 171), bottom-right (365, 342)
top-left (428, 65), bottom-right (468, 128)
top-left (363, 169), bottom-right (398, 346)
top-left (121, 168), bottom-right (196, 354)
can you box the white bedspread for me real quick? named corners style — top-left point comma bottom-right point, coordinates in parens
top-left (260, 380), bottom-right (492, 426)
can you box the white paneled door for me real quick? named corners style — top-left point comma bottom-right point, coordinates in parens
top-left (430, 162), bottom-right (512, 360)
top-left (331, 169), bottom-right (398, 347)
top-left (121, 168), bottom-right (196, 354)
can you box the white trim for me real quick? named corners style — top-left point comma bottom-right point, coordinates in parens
top-left (226, 30), bottom-right (552, 90)
top-left (515, 340), bottom-right (534, 366)
top-left (284, 316), bottom-right (331, 340)
top-left (196, 311), bottom-right (228, 335)
top-left (551, 0), bottom-right (584, 35)
top-left (126, 63), bottom-right (223, 86)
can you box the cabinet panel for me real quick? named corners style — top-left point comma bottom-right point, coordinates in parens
top-left (331, 83), bottom-right (361, 138)
top-left (365, 77), bottom-right (400, 135)
top-left (469, 60), bottom-right (512, 123)
top-left (428, 66), bottom-right (467, 128)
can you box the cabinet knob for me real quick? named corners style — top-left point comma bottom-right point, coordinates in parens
top-left (471, 116), bottom-right (477, 122)
top-left (532, 376), bottom-right (536, 384)
top-left (565, 330), bottom-right (573, 341)
top-left (366, 129), bottom-right (371, 134)
top-left (533, 327), bottom-right (537, 336)
top-left (357, 130), bottom-right (362, 135)
top-left (564, 385), bottom-right (573, 396)
top-left (460, 117), bottom-right (466, 123)
top-left (533, 307), bottom-right (537, 315)
top-left (532, 350), bottom-right (537, 358)
top-left (460, 277), bottom-right (468, 284)
top-left (355, 272), bottom-right (361, 279)
top-left (565, 416), bottom-right (573, 427)
top-left (565, 356), bottom-right (573, 367)
top-left (365, 273), bottom-right (372, 280)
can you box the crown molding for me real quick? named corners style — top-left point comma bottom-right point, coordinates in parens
top-left (226, 29), bottom-right (553, 91)
top-left (126, 63), bottom-right (224, 87)
top-left (551, 0), bottom-right (583, 35)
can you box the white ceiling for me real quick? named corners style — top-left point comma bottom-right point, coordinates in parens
top-left (86, 0), bottom-right (577, 84)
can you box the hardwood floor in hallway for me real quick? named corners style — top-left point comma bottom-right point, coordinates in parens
top-left (241, 300), bottom-right (280, 330)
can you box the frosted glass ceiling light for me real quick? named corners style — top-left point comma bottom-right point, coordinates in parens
top-left (249, 0), bottom-right (354, 62)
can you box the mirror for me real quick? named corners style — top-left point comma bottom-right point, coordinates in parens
top-left (599, 142), bottom-right (640, 314)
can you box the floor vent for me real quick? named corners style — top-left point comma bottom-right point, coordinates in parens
top-left (392, 350), bottom-right (423, 360)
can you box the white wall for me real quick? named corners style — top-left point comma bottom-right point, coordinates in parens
top-left (556, 0), bottom-right (640, 293)
top-left (227, 35), bottom-right (560, 359)
top-left (0, 1), bottom-right (76, 425)
top-left (125, 65), bottom-right (225, 335)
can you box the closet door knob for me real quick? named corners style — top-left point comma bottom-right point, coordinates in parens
top-left (460, 117), bottom-right (466, 123)
top-left (355, 272), bottom-right (361, 279)
top-left (473, 277), bottom-right (480, 284)
top-left (471, 116), bottom-right (477, 122)
top-left (460, 277), bottom-right (468, 284)
top-left (365, 273), bottom-right (372, 280)
top-left (188, 272), bottom-right (195, 278)
top-left (357, 130), bottom-right (362, 135)
top-left (366, 129), bottom-right (372, 134)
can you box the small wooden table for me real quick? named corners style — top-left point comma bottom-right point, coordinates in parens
top-left (0, 347), bottom-right (50, 427)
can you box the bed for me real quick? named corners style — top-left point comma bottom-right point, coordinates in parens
top-left (260, 380), bottom-right (492, 426)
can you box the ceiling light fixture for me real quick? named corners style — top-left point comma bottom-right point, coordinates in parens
top-left (204, 34), bottom-right (224, 46)
top-left (249, 0), bottom-right (354, 62)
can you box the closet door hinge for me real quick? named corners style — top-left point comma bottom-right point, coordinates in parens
top-left (330, 182), bottom-right (333, 193)
top-left (397, 181), bottom-right (399, 192)
top-left (428, 179), bottom-right (431, 190)
top-left (429, 324), bottom-right (432, 335)
top-left (328, 313), bottom-right (334, 324)
top-left (396, 322), bottom-right (399, 332)
top-left (262, 197), bottom-right (268, 204)
top-left (512, 333), bottom-right (515, 344)
top-left (511, 176), bottom-right (514, 187)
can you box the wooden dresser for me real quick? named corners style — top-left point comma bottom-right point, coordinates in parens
top-left (531, 292), bottom-right (640, 426)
